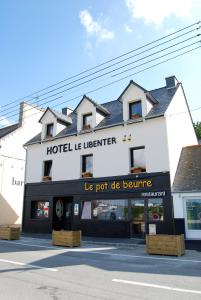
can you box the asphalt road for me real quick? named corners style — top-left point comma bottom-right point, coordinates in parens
top-left (0, 237), bottom-right (201, 300)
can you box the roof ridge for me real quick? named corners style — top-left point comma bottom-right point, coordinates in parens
top-left (149, 86), bottom-right (166, 92)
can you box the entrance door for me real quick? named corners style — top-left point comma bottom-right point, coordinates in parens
top-left (131, 199), bottom-right (146, 238)
top-left (185, 198), bottom-right (201, 239)
top-left (52, 198), bottom-right (73, 231)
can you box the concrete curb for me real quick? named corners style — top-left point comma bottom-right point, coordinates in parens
top-left (82, 240), bottom-right (145, 249)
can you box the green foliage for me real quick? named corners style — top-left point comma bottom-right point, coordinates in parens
top-left (194, 122), bottom-right (201, 139)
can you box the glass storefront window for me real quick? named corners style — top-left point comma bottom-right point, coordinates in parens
top-left (92, 199), bottom-right (128, 220)
top-left (148, 198), bottom-right (163, 221)
top-left (31, 201), bottom-right (49, 219)
top-left (81, 201), bottom-right (92, 219)
top-left (186, 199), bottom-right (201, 230)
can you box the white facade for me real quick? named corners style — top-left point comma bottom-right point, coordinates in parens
top-left (173, 192), bottom-right (201, 240)
top-left (165, 85), bottom-right (197, 183)
top-left (25, 77), bottom-right (197, 186)
top-left (0, 102), bottom-right (43, 225)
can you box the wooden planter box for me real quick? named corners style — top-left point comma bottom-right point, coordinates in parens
top-left (52, 230), bottom-right (81, 247)
top-left (146, 234), bottom-right (185, 256)
top-left (0, 226), bottom-right (20, 240)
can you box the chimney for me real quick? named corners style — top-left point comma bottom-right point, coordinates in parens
top-left (62, 107), bottom-right (73, 116)
top-left (165, 76), bottom-right (178, 89)
top-left (18, 102), bottom-right (25, 127)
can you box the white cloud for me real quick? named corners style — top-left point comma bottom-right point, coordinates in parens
top-left (79, 10), bottom-right (114, 41)
top-left (0, 116), bottom-right (13, 127)
top-left (124, 24), bottom-right (133, 33)
top-left (125, 0), bottom-right (197, 25)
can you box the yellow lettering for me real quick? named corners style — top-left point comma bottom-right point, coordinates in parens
top-left (111, 181), bottom-right (116, 189)
top-left (84, 183), bottom-right (93, 191)
top-left (96, 182), bottom-right (109, 192)
top-left (147, 180), bottom-right (152, 187)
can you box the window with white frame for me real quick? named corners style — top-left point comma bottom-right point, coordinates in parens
top-left (130, 147), bottom-right (146, 173)
top-left (46, 123), bottom-right (54, 138)
top-left (129, 101), bottom-right (142, 120)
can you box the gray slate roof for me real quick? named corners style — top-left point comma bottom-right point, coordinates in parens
top-left (146, 85), bottom-right (178, 119)
top-left (172, 145), bottom-right (201, 192)
top-left (25, 80), bottom-right (178, 145)
top-left (0, 124), bottom-right (18, 139)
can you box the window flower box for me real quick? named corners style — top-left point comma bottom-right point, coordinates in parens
top-left (52, 230), bottom-right (81, 247)
top-left (42, 176), bottom-right (52, 181)
top-left (146, 234), bottom-right (185, 256)
top-left (83, 124), bottom-right (91, 130)
top-left (130, 167), bottom-right (146, 173)
top-left (82, 172), bottom-right (93, 178)
top-left (0, 226), bottom-right (20, 240)
top-left (130, 114), bottom-right (142, 120)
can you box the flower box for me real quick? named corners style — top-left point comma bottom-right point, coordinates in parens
top-left (0, 226), bottom-right (20, 240)
top-left (52, 230), bottom-right (81, 247)
top-left (83, 124), bottom-right (91, 130)
top-left (146, 234), bottom-right (185, 256)
top-left (130, 167), bottom-right (146, 173)
top-left (42, 176), bottom-right (52, 181)
top-left (131, 114), bottom-right (142, 120)
top-left (82, 172), bottom-right (93, 178)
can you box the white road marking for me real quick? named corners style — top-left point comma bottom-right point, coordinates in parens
top-left (0, 258), bottom-right (58, 272)
top-left (1, 239), bottom-right (201, 264)
top-left (112, 279), bottom-right (201, 295)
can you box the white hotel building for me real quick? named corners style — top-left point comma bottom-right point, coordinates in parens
top-left (22, 76), bottom-right (198, 238)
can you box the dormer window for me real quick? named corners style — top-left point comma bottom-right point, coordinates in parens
top-left (83, 113), bottom-right (92, 130)
top-left (129, 101), bottom-right (142, 120)
top-left (46, 123), bottom-right (54, 138)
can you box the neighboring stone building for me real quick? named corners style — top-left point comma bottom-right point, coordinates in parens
top-left (23, 76), bottom-right (198, 238)
top-left (0, 102), bottom-right (43, 226)
top-left (173, 145), bottom-right (201, 240)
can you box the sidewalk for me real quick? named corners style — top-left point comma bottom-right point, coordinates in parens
top-left (21, 233), bottom-right (201, 251)
top-left (21, 233), bottom-right (145, 249)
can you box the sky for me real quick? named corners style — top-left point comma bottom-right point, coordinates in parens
top-left (0, 0), bottom-right (201, 126)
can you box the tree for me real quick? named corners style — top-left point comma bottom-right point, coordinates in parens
top-left (194, 122), bottom-right (201, 139)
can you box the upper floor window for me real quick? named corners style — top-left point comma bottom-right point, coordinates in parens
top-left (46, 123), bottom-right (54, 138)
top-left (43, 160), bottom-right (52, 181)
top-left (83, 113), bottom-right (92, 130)
top-left (82, 154), bottom-right (93, 177)
top-left (129, 101), bottom-right (142, 120)
top-left (130, 147), bottom-right (146, 173)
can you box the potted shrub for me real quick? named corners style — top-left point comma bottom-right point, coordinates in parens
top-left (42, 176), bottom-right (52, 181)
top-left (82, 172), bottom-right (93, 178)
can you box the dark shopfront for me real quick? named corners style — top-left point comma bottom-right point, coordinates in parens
top-left (23, 172), bottom-right (175, 238)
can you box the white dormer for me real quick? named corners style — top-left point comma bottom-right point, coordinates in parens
top-left (118, 81), bottom-right (158, 122)
top-left (39, 107), bottom-right (72, 140)
top-left (75, 95), bottom-right (109, 132)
